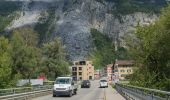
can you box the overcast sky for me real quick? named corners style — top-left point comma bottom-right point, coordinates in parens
top-left (5, 0), bottom-right (58, 2)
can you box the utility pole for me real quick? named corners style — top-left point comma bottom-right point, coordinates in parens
top-left (113, 31), bottom-right (119, 83)
top-left (115, 31), bottom-right (118, 61)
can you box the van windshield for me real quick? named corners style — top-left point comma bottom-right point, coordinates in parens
top-left (56, 79), bottom-right (71, 84)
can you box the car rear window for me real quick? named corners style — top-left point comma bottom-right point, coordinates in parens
top-left (82, 80), bottom-right (90, 83)
top-left (100, 80), bottom-right (107, 82)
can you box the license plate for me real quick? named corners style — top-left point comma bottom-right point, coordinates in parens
top-left (59, 85), bottom-right (64, 87)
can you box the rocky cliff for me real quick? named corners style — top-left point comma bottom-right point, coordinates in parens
top-left (2, 0), bottom-right (167, 60)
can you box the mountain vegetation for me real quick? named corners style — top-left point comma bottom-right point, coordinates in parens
top-left (98, 0), bottom-right (167, 15)
top-left (0, 1), bottom-right (21, 33)
top-left (34, 9), bottom-right (58, 43)
top-left (90, 29), bottom-right (115, 69)
top-left (90, 29), bottom-right (129, 69)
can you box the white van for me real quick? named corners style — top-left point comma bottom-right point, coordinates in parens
top-left (99, 79), bottom-right (108, 88)
top-left (53, 77), bottom-right (78, 97)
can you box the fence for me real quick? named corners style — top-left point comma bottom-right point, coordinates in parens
top-left (115, 83), bottom-right (170, 100)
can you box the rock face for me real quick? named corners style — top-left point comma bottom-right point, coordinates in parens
top-left (5, 0), bottom-right (159, 61)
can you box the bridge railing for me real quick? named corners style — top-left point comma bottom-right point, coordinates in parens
top-left (115, 83), bottom-right (170, 100)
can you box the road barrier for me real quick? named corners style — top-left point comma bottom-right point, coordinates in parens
top-left (0, 85), bottom-right (53, 100)
top-left (0, 81), bottom-right (81, 100)
top-left (115, 83), bottom-right (170, 100)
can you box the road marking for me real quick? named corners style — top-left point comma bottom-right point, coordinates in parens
top-left (103, 88), bottom-right (106, 100)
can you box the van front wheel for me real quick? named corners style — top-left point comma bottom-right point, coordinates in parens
top-left (69, 91), bottom-right (72, 97)
top-left (74, 89), bottom-right (77, 95)
top-left (53, 94), bottom-right (56, 97)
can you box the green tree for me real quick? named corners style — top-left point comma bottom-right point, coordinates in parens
top-left (116, 47), bottom-right (131, 60)
top-left (0, 37), bottom-right (13, 88)
top-left (10, 28), bottom-right (41, 83)
top-left (126, 5), bottom-right (170, 91)
top-left (42, 38), bottom-right (70, 80)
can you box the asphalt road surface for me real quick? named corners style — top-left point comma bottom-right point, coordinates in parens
top-left (33, 80), bottom-right (125, 100)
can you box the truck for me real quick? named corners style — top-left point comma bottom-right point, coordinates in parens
top-left (53, 77), bottom-right (78, 97)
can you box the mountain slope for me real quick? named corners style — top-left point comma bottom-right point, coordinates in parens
top-left (0, 0), bottom-right (168, 60)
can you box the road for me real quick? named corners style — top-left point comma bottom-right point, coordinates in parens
top-left (33, 80), bottom-right (125, 100)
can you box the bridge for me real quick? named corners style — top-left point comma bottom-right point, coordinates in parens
top-left (0, 80), bottom-right (169, 100)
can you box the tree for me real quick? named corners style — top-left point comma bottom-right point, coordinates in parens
top-left (42, 38), bottom-right (70, 80)
top-left (10, 28), bottom-right (41, 83)
top-left (13, 28), bottom-right (39, 46)
top-left (0, 37), bottom-right (13, 88)
top-left (116, 47), bottom-right (131, 60)
top-left (126, 5), bottom-right (170, 91)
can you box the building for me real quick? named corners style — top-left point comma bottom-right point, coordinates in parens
top-left (94, 70), bottom-right (100, 80)
top-left (94, 68), bottom-right (106, 80)
top-left (106, 64), bottom-right (113, 84)
top-left (114, 60), bottom-right (134, 80)
top-left (72, 61), bottom-right (94, 81)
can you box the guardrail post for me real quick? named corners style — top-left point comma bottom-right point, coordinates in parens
top-left (151, 92), bottom-right (154, 100)
top-left (167, 95), bottom-right (169, 100)
top-left (13, 89), bottom-right (15, 94)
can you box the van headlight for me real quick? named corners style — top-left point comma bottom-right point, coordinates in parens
top-left (66, 86), bottom-right (71, 91)
top-left (53, 86), bottom-right (55, 90)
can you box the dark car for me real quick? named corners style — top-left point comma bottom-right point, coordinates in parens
top-left (81, 80), bottom-right (91, 88)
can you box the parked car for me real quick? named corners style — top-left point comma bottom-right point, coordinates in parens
top-left (81, 80), bottom-right (91, 88)
top-left (53, 77), bottom-right (78, 97)
top-left (99, 80), bottom-right (108, 88)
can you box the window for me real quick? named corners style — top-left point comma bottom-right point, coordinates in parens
top-left (79, 72), bottom-right (82, 75)
top-left (75, 62), bottom-right (79, 65)
top-left (127, 69), bottom-right (131, 72)
top-left (114, 70), bottom-right (118, 72)
top-left (79, 77), bottom-right (82, 80)
top-left (72, 67), bottom-right (77, 71)
top-left (73, 77), bottom-right (77, 81)
top-left (72, 72), bottom-right (77, 76)
top-left (100, 80), bottom-right (107, 82)
top-left (80, 61), bottom-right (86, 65)
top-left (120, 70), bottom-right (125, 72)
top-left (121, 74), bottom-right (127, 77)
top-left (89, 76), bottom-right (92, 80)
top-left (79, 67), bottom-right (82, 70)
top-left (123, 65), bottom-right (127, 67)
top-left (55, 79), bottom-right (71, 84)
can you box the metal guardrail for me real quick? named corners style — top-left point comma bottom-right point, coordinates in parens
top-left (0, 85), bottom-right (53, 100)
top-left (115, 83), bottom-right (170, 100)
top-left (0, 89), bottom-right (52, 100)
top-left (0, 80), bottom-right (82, 100)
